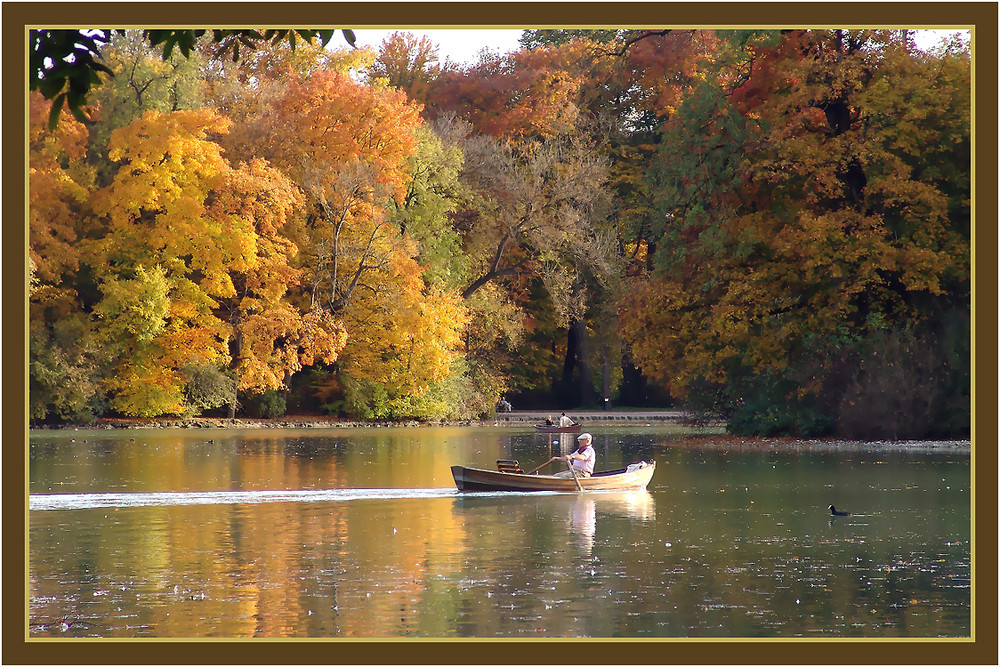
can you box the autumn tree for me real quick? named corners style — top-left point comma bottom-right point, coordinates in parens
top-left (28, 93), bottom-right (94, 287)
top-left (367, 32), bottom-right (442, 104)
top-left (85, 30), bottom-right (207, 185)
top-left (438, 116), bottom-right (621, 405)
top-left (224, 69), bottom-right (470, 417)
top-left (208, 158), bottom-right (347, 416)
top-left (337, 247), bottom-right (469, 418)
top-left (88, 108), bottom-right (343, 417)
top-left (520, 29), bottom-right (625, 49)
top-left (425, 46), bottom-right (585, 140)
top-left (200, 34), bottom-right (374, 126)
top-left (28, 93), bottom-right (108, 422)
top-left (424, 31), bottom-right (726, 408)
top-left (226, 71), bottom-right (421, 312)
top-left (621, 30), bottom-right (970, 436)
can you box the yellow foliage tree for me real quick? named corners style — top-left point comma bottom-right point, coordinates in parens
top-left (338, 240), bottom-right (468, 401)
top-left (91, 108), bottom-right (344, 416)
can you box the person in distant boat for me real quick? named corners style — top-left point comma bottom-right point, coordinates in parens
top-left (558, 412), bottom-right (574, 427)
top-left (552, 433), bottom-right (595, 478)
top-left (545, 415), bottom-right (554, 425)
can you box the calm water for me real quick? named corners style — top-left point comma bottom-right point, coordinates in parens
top-left (27, 427), bottom-right (971, 638)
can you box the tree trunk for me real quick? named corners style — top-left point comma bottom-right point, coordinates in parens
top-left (601, 343), bottom-right (611, 410)
top-left (575, 318), bottom-right (593, 406)
top-left (228, 310), bottom-right (243, 419)
top-left (563, 320), bottom-right (578, 382)
top-left (282, 368), bottom-right (293, 404)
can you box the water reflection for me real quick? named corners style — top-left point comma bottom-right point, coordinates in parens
top-left (568, 495), bottom-right (596, 553)
top-left (28, 428), bottom-right (970, 638)
top-left (564, 492), bottom-right (655, 555)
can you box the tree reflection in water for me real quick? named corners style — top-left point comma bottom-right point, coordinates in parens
top-left (28, 427), bottom-right (970, 638)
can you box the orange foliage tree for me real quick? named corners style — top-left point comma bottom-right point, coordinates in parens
top-left (225, 69), bottom-right (469, 416)
top-left (28, 92), bottom-right (94, 286)
top-left (224, 70), bottom-right (421, 311)
top-left (367, 32), bottom-right (442, 104)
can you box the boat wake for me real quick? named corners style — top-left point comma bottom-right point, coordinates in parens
top-left (29, 487), bottom-right (461, 511)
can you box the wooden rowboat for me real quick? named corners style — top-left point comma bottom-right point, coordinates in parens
top-left (451, 460), bottom-right (655, 492)
top-left (533, 424), bottom-right (583, 434)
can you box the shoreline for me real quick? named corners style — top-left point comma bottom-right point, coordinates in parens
top-left (28, 414), bottom-right (971, 452)
top-left (28, 410), bottom-right (700, 431)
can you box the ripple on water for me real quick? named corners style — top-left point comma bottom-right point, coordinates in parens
top-left (29, 487), bottom-right (461, 511)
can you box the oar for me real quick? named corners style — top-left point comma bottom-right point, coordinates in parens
top-left (566, 461), bottom-right (584, 491)
top-left (528, 457), bottom-right (559, 475)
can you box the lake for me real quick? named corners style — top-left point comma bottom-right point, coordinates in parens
top-left (27, 426), bottom-right (971, 639)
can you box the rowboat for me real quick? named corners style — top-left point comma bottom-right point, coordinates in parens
top-left (451, 460), bottom-right (655, 492)
top-left (533, 424), bottom-right (582, 434)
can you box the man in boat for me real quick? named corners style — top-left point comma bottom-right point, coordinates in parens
top-left (552, 433), bottom-right (595, 478)
top-left (558, 412), bottom-right (574, 427)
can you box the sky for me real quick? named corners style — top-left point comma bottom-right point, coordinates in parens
top-left (350, 28), bottom-right (970, 66)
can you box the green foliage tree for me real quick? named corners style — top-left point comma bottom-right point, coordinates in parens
top-left (389, 121), bottom-right (467, 290)
top-left (29, 315), bottom-right (110, 424)
top-left (29, 28), bottom-right (353, 128)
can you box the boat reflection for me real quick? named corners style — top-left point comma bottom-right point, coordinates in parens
top-left (592, 489), bottom-right (656, 520)
top-left (564, 491), bottom-right (656, 554)
top-left (568, 495), bottom-right (596, 554)
top-left (451, 489), bottom-right (655, 555)
top-left (450, 490), bottom-right (653, 517)
top-left (559, 490), bottom-right (656, 556)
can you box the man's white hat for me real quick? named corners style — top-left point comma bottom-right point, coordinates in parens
top-left (577, 432), bottom-right (593, 442)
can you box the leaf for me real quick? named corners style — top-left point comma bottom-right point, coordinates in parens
top-left (47, 94), bottom-right (66, 132)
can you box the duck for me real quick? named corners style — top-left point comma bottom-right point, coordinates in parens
top-left (828, 504), bottom-right (851, 517)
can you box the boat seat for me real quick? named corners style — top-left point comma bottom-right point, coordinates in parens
top-left (496, 459), bottom-right (524, 474)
